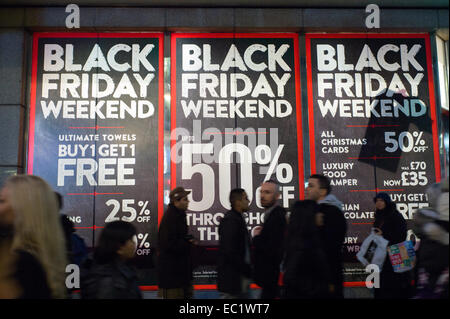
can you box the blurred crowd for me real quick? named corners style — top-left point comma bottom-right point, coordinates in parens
top-left (0, 174), bottom-right (448, 299)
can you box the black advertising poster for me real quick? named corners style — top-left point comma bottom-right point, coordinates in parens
top-left (306, 34), bottom-right (441, 281)
top-left (28, 33), bottom-right (164, 275)
top-left (172, 33), bottom-right (304, 282)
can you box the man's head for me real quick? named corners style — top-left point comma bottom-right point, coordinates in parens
top-left (229, 188), bottom-right (250, 213)
top-left (305, 174), bottom-right (331, 202)
top-left (260, 180), bottom-right (280, 209)
top-left (170, 187), bottom-right (190, 211)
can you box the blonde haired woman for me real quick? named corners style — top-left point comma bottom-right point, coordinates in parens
top-left (0, 175), bottom-right (68, 298)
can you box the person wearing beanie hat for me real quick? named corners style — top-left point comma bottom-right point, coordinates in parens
top-left (372, 192), bottom-right (412, 299)
top-left (157, 186), bottom-right (197, 299)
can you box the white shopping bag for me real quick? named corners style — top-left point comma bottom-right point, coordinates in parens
top-left (357, 231), bottom-right (389, 271)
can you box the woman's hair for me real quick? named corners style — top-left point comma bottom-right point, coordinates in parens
top-left (94, 221), bottom-right (137, 264)
top-left (5, 174), bottom-right (68, 298)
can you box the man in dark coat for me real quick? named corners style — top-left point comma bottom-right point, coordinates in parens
top-left (283, 200), bottom-right (331, 299)
top-left (217, 188), bottom-right (252, 299)
top-left (157, 187), bottom-right (197, 299)
top-left (306, 174), bottom-right (347, 299)
top-left (252, 180), bottom-right (287, 299)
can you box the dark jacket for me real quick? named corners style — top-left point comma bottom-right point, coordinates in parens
top-left (373, 202), bottom-right (411, 299)
top-left (415, 234), bottom-right (449, 298)
top-left (318, 195), bottom-right (347, 299)
top-left (157, 204), bottom-right (192, 289)
top-left (71, 233), bottom-right (88, 266)
top-left (80, 259), bottom-right (142, 299)
top-left (0, 232), bottom-right (48, 299)
top-left (15, 250), bottom-right (52, 299)
top-left (217, 209), bottom-right (252, 295)
top-left (253, 205), bottom-right (287, 288)
top-left (283, 200), bottom-right (330, 298)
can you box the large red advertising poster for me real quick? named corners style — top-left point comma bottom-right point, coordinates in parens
top-left (306, 33), bottom-right (441, 282)
top-left (171, 33), bottom-right (304, 283)
top-left (28, 32), bottom-right (164, 279)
